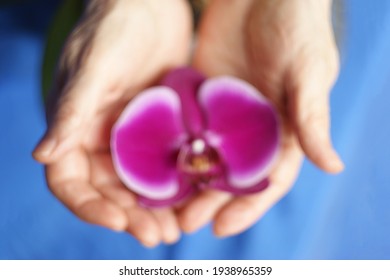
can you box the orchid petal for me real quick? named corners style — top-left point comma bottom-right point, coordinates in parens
top-left (111, 87), bottom-right (191, 206)
top-left (210, 177), bottom-right (270, 195)
top-left (162, 67), bottom-right (206, 138)
top-left (199, 77), bottom-right (280, 191)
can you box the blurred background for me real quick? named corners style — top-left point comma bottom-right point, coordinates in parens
top-left (0, 0), bottom-right (389, 259)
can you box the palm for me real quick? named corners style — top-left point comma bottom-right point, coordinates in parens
top-left (179, 0), bottom-right (339, 236)
top-left (41, 0), bottom-right (193, 246)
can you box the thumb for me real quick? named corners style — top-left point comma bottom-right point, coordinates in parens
top-left (33, 77), bottom-right (98, 163)
top-left (287, 54), bottom-right (344, 173)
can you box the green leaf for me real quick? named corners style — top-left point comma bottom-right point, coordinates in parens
top-left (41, 0), bottom-right (84, 102)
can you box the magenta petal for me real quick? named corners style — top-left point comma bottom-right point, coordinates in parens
top-left (162, 67), bottom-right (206, 137)
top-left (209, 178), bottom-right (270, 195)
top-left (111, 87), bottom-right (191, 205)
top-left (138, 176), bottom-right (195, 207)
top-left (199, 77), bottom-right (280, 191)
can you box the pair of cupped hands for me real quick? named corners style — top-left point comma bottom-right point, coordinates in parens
top-left (33, 0), bottom-right (343, 247)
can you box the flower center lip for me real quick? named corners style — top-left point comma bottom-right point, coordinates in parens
top-left (178, 138), bottom-right (223, 178)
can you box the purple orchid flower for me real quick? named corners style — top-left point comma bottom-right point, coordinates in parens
top-left (111, 67), bottom-right (280, 207)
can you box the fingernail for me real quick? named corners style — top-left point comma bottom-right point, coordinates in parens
top-left (180, 213), bottom-right (201, 234)
top-left (137, 223), bottom-right (160, 248)
top-left (110, 217), bottom-right (128, 233)
top-left (32, 138), bottom-right (57, 161)
top-left (163, 232), bottom-right (181, 245)
top-left (213, 216), bottom-right (237, 238)
top-left (214, 227), bottom-right (230, 238)
top-left (142, 238), bottom-right (160, 248)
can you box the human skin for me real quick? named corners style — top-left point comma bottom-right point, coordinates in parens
top-left (179, 0), bottom-right (343, 237)
top-left (33, 0), bottom-right (193, 247)
top-left (33, 0), bottom-right (343, 246)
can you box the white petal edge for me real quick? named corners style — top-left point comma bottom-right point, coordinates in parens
top-left (198, 76), bottom-right (281, 189)
top-left (111, 86), bottom-right (184, 200)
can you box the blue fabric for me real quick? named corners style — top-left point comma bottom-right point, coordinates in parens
top-left (1, 0), bottom-right (389, 259)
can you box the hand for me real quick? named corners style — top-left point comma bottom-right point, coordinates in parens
top-left (33, 0), bottom-right (192, 247)
top-left (179, 0), bottom-right (344, 237)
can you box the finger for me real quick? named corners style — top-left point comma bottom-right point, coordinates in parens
top-left (46, 148), bottom-right (128, 231)
top-left (94, 181), bottom-right (138, 213)
top-left (91, 157), bottom-right (164, 248)
top-left (97, 182), bottom-right (163, 248)
top-left (88, 151), bottom-right (163, 247)
top-left (33, 73), bottom-right (101, 164)
top-left (213, 137), bottom-right (303, 237)
top-left (125, 206), bottom-right (163, 248)
top-left (89, 152), bottom-right (137, 207)
top-left (178, 189), bottom-right (232, 233)
top-left (89, 153), bottom-right (165, 247)
top-left (287, 51), bottom-right (344, 173)
top-left (151, 208), bottom-right (181, 244)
